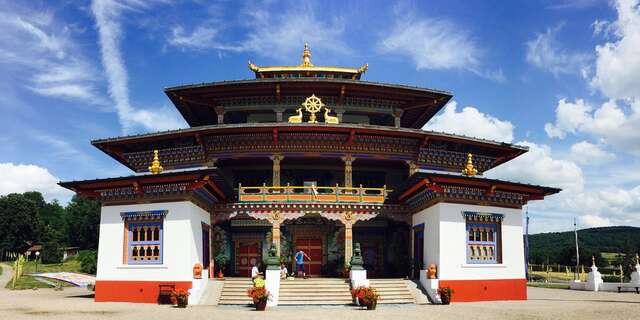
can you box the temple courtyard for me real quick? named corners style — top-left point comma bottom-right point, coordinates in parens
top-left (0, 285), bottom-right (638, 320)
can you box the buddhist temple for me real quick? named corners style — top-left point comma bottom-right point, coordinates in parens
top-left (60, 44), bottom-right (560, 305)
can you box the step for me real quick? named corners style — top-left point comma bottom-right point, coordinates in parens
top-left (278, 300), bottom-right (351, 305)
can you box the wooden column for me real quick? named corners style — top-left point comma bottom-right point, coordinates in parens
top-left (214, 106), bottom-right (225, 124)
top-left (340, 212), bottom-right (354, 266)
top-left (270, 154), bottom-right (284, 187)
top-left (268, 211), bottom-right (284, 256)
top-left (393, 109), bottom-right (404, 128)
top-left (342, 154), bottom-right (354, 188)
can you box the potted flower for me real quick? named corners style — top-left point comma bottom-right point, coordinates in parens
top-left (170, 289), bottom-right (190, 308)
top-left (437, 286), bottom-right (454, 305)
top-left (215, 253), bottom-right (229, 279)
top-left (351, 286), bottom-right (380, 310)
top-left (246, 285), bottom-right (270, 311)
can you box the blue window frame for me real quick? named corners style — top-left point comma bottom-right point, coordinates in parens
top-left (464, 212), bottom-right (502, 264)
top-left (127, 221), bottom-right (163, 264)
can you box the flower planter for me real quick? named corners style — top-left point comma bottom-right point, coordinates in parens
top-left (366, 300), bottom-right (377, 310)
top-left (440, 295), bottom-right (450, 305)
top-left (255, 300), bottom-right (267, 311)
top-left (176, 296), bottom-right (188, 308)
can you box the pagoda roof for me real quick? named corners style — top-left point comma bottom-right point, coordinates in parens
top-left (247, 43), bottom-right (368, 80)
top-left (164, 78), bottom-right (452, 128)
top-left (390, 170), bottom-right (561, 204)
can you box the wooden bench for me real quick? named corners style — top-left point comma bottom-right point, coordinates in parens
top-left (617, 286), bottom-right (640, 294)
top-left (158, 284), bottom-right (176, 304)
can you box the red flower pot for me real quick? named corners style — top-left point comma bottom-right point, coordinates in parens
top-left (255, 299), bottom-right (267, 311)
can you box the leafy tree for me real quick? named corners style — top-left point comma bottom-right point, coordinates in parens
top-left (65, 195), bottom-right (101, 249)
top-left (621, 242), bottom-right (638, 281)
top-left (41, 241), bottom-right (63, 264)
top-left (78, 250), bottom-right (98, 274)
top-left (0, 193), bottom-right (41, 252)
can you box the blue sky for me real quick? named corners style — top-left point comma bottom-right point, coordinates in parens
top-left (1, 0), bottom-right (639, 233)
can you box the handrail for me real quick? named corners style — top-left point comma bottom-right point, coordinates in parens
top-left (238, 183), bottom-right (389, 204)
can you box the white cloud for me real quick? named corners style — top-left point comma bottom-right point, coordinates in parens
top-left (0, 4), bottom-right (105, 105)
top-left (91, 0), bottom-right (186, 133)
top-left (569, 141), bottom-right (615, 164)
top-left (544, 98), bottom-right (593, 138)
top-left (0, 163), bottom-right (73, 202)
top-left (489, 141), bottom-right (584, 193)
top-left (591, 0), bottom-right (640, 100)
top-left (166, 2), bottom-right (350, 63)
top-left (544, 98), bottom-right (640, 154)
top-left (525, 24), bottom-right (592, 76)
top-left (379, 9), bottom-right (504, 80)
top-left (423, 101), bottom-right (514, 142)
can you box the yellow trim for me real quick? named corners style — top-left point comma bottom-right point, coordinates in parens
top-left (238, 184), bottom-right (387, 204)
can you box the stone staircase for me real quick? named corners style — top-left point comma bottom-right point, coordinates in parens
top-left (279, 278), bottom-right (353, 305)
top-left (218, 278), bottom-right (254, 305)
top-left (368, 279), bottom-right (416, 304)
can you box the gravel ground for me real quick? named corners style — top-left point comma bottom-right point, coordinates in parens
top-left (0, 270), bottom-right (638, 320)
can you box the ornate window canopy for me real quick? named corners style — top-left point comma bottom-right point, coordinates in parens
top-left (462, 211), bottom-right (504, 222)
top-left (121, 210), bottom-right (168, 221)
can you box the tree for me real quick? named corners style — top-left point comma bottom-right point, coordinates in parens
top-left (65, 195), bottom-right (100, 249)
top-left (0, 193), bottom-right (41, 252)
top-left (621, 242), bottom-right (638, 281)
top-left (41, 241), bottom-right (63, 264)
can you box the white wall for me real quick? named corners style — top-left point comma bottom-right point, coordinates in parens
top-left (412, 203), bottom-right (525, 280)
top-left (97, 201), bottom-right (210, 282)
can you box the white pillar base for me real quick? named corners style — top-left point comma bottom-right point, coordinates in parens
top-left (265, 269), bottom-right (280, 307)
top-left (350, 269), bottom-right (368, 288)
top-left (419, 270), bottom-right (441, 304)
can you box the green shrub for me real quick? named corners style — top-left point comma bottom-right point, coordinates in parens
top-left (41, 241), bottom-right (63, 264)
top-left (602, 275), bottom-right (623, 283)
top-left (77, 250), bottom-right (97, 274)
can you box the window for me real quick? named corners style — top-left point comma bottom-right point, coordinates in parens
top-left (121, 210), bottom-right (168, 265)
top-left (464, 212), bottom-right (502, 264)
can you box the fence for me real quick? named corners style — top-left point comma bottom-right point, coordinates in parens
top-left (528, 263), bottom-right (626, 283)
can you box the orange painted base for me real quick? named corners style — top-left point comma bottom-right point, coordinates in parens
top-left (95, 280), bottom-right (192, 303)
top-left (438, 279), bottom-right (527, 302)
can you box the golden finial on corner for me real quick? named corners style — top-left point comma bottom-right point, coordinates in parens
top-left (148, 150), bottom-right (163, 174)
top-left (591, 256), bottom-right (596, 267)
top-left (301, 43), bottom-right (314, 67)
top-left (461, 153), bottom-right (478, 176)
top-left (636, 253), bottom-right (639, 265)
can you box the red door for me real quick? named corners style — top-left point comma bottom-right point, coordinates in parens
top-left (235, 241), bottom-right (261, 277)
top-left (295, 238), bottom-right (322, 275)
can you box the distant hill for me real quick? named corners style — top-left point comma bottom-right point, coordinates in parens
top-left (528, 226), bottom-right (640, 266)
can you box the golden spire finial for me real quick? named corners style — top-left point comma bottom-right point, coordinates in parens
top-left (148, 150), bottom-right (163, 174)
top-left (636, 253), bottom-right (639, 265)
top-left (461, 153), bottom-right (478, 176)
top-left (591, 256), bottom-right (595, 267)
top-left (301, 43), bottom-right (313, 67)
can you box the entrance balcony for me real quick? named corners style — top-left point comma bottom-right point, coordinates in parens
top-left (238, 184), bottom-right (388, 204)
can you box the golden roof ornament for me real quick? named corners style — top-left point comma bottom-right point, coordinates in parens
top-left (300, 43), bottom-right (314, 67)
top-left (148, 150), bottom-right (163, 174)
top-left (461, 153), bottom-right (478, 176)
top-left (288, 94), bottom-right (339, 124)
top-left (247, 43), bottom-right (367, 79)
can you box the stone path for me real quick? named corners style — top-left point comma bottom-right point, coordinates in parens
top-left (0, 286), bottom-right (638, 320)
top-left (0, 263), bottom-right (13, 290)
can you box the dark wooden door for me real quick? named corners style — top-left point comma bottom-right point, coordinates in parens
top-left (235, 241), bottom-right (261, 277)
top-left (295, 238), bottom-right (322, 275)
top-left (413, 229), bottom-right (424, 278)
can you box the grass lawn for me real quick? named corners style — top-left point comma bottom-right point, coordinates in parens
top-left (531, 271), bottom-right (586, 282)
top-left (4, 259), bottom-right (83, 290)
top-left (527, 282), bottom-right (570, 289)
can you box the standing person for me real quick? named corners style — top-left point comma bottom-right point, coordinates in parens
top-left (251, 262), bottom-right (263, 281)
top-left (294, 249), bottom-right (311, 278)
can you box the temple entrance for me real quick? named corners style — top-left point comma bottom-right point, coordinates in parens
top-left (413, 224), bottom-right (424, 278)
top-left (234, 237), bottom-right (261, 277)
top-left (295, 238), bottom-right (322, 275)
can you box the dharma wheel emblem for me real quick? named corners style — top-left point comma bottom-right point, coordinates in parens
top-left (302, 94), bottom-right (324, 123)
top-left (289, 94), bottom-right (339, 124)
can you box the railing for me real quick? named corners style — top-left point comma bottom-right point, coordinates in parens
top-left (238, 183), bottom-right (388, 204)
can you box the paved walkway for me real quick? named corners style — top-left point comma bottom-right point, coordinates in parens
top-left (0, 263), bottom-right (13, 290)
top-left (0, 286), bottom-right (638, 319)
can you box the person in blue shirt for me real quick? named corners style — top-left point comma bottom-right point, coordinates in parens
top-left (294, 249), bottom-right (311, 278)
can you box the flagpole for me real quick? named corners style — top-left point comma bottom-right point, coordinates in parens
top-left (574, 217), bottom-right (580, 281)
top-left (524, 206), bottom-right (530, 281)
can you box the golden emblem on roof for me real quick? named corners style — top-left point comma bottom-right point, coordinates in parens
top-left (462, 153), bottom-right (478, 177)
top-left (288, 94), bottom-right (339, 124)
top-left (148, 150), bottom-right (164, 174)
